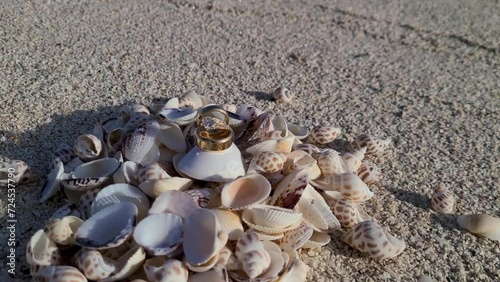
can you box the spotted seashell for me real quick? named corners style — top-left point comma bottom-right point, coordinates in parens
top-left (277, 222), bottom-right (314, 252)
top-left (310, 126), bottom-right (341, 144)
top-left (74, 249), bottom-right (115, 281)
top-left (77, 188), bottom-right (100, 220)
top-left (269, 169), bottom-right (309, 209)
top-left (74, 134), bottom-right (103, 161)
top-left (46, 216), bottom-right (84, 246)
top-left (124, 114), bottom-right (151, 131)
top-left (222, 104), bottom-right (238, 113)
top-left (49, 144), bottom-right (77, 170)
top-left (135, 162), bottom-right (170, 184)
top-left (26, 229), bottom-right (61, 266)
top-left (331, 199), bottom-right (370, 228)
top-left (357, 162), bottom-right (380, 185)
top-left (341, 221), bottom-right (406, 259)
top-left (430, 186), bottom-right (455, 214)
top-left (0, 160), bottom-right (36, 186)
top-left (144, 258), bottom-right (189, 282)
top-left (273, 86), bottom-right (293, 103)
top-left (248, 152), bottom-right (286, 173)
top-left (354, 134), bottom-right (391, 157)
top-left (283, 150), bottom-right (320, 180)
top-left (123, 120), bottom-right (160, 163)
top-left (293, 143), bottom-right (321, 155)
top-left (341, 147), bottom-right (366, 172)
top-left (316, 149), bottom-right (346, 177)
top-left (457, 214), bottom-right (500, 241)
top-left (235, 229), bottom-right (271, 279)
top-left (335, 173), bottom-right (374, 202)
top-left (31, 265), bottom-right (87, 282)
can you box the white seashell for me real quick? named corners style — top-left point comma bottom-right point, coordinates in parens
top-left (357, 162), bottom-right (380, 185)
top-left (269, 169), bottom-right (309, 209)
top-left (158, 145), bottom-right (177, 163)
top-left (310, 126), bottom-right (341, 144)
top-left (212, 209), bottom-right (245, 240)
top-left (139, 177), bottom-right (192, 198)
top-left (101, 245), bottom-right (146, 282)
top-left (341, 147), bottom-right (366, 172)
top-left (184, 208), bottom-right (228, 265)
top-left (123, 120), bottom-right (160, 163)
top-left (297, 184), bottom-right (341, 232)
top-left (287, 123), bottom-right (309, 139)
top-left (235, 104), bottom-right (264, 122)
top-left (430, 186), bottom-right (455, 214)
top-left (31, 265), bottom-right (87, 282)
top-left (341, 221), bottom-right (406, 259)
top-left (251, 204), bottom-right (302, 229)
top-left (135, 162), bottom-right (170, 184)
top-left (277, 258), bottom-right (308, 282)
top-left (188, 266), bottom-right (229, 282)
top-left (158, 107), bottom-right (198, 126)
top-left (74, 249), bottom-right (115, 281)
top-left (457, 214), bottom-right (500, 241)
top-left (100, 240), bottom-right (135, 261)
top-left (235, 229), bottom-right (271, 279)
top-left (39, 160), bottom-right (64, 203)
top-left (292, 143), bottom-right (320, 155)
top-left (62, 157), bottom-right (84, 173)
top-left (124, 114), bottom-right (151, 131)
top-left (138, 142), bottom-right (160, 166)
top-left (74, 134), bottom-right (103, 160)
top-left (241, 209), bottom-right (300, 234)
top-left (107, 127), bottom-right (125, 155)
top-left (75, 202), bottom-right (137, 249)
top-left (273, 86), bottom-right (293, 103)
top-left (278, 222), bottom-right (313, 252)
top-left (149, 190), bottom-right (199, 219)
top-left (186, 188), bottom-right (213, 208)
top-left (157, 121), bottom-right (187, 153)
top-left (0, 160), bottom-right (36, 186)
top-left (254, 231), bottom-right (284, 241)
top-left (246, 136), bottom-right (295, 155)
top-left (221, 174), bottom-right (271, 210)
top-left (113, 161), bottom-right (140, 185)
top-left (26, 229), bottom-right (61, 266)
top-left (46, 216), bottom-right (83, 246)
top-left (247, 152), bottom-right (286, 174)
top-left (133, 213), bottom-right (183, 256)
top-left (184, 252), bottom-right (220, 273)
top-left (77, 188), bottom-right (100, 221)
top-left (144, 258), bottom-right (188, 282)
top-left (283, 150), bottom-right (321, 180)
top-left (92, 184), bottom-right (149, 220)
top-left (302, 231), bottom-right (331, 249)
top-left (354, 134), bottom-right (391, 157)
top-left (331, 199), bottom-right (371, 228)
top-left (73, 158), bottom-right (119, 178)
top-left (101, 117), bottom-right (124, 136)
top-left (127, 103), bottom-right (150, 117)
top-left (61, 177), bottom-right (107, 191)
top-left (315, 149), bottom-right (347, 177)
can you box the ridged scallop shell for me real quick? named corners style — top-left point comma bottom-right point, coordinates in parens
top-left (242, 209), bottom-right (301, 234)
top-left (124, 114), bottom-right (151, 131)
top-left (0, 160), bottom-right (36, 186)
top-left (158, 107), bottom-right (198, 126)
top-left (74, 134), bottom-right (103, 160)
top-left (123, 120), bottom-right (160, 163)
top-left (341, 221), bottom-right (406, 259)
top-left (144, 258), bottom-right (188, 282)
top-left (255, 231), bottom-right (284, 241)
top-left (46, 216), bottom-right (83, 246)
top-left (184, 208), bottom-right (228, 265)
top-left (292, 143), bottom-right (320, 155)
top-left (251, 204), bottom-right (302, 229)
top-left (235, 229), bottom-right (272, 279)
top-left (269, 169), bottom-right (309, 209)
top-left (93, 184), bottom-right (149, 220)
top-left (354, 134), bottom-right (391, 157)
top-left (297, 185), bottom-right (341, 232)
top-left (310, 126), bottom-right (341, 144)
top-left (341, 147), bottom-right (366, 172)
top-left (278, 258), bottom-right (308, 282)
top-left (273, 86), bottom-right (293, 103)
top-left (74, 249), bottom-right (115, 280)
top-left (39, 160), bottom-right (64, 203)
top-left (457, 214), bottom-right (500, 241)
top-left (278, 222), bottom-right (314, 252)
top-left (246, 136), bottom-right (295, 155)
top-left (335, 173), bottom-right (374, 202)
top-left (135, 162), bottom-right (170, 184)
top-left (212, 209), bottom-right (245, 240)
top-left (101, 245), bottom-right (146, 282)
top-left (113, 161), bottom-right (140, 185)
top-left (221, 174), bottom-right (271, 210)
top-left (331, 199), bottom-right (371, 228)
top-left (139, 177), bottom-right (193, 198)
top-left (157, 121), bottom-right (187, 153)
top-left (283, 150), bottom-right (321, 180)
top-left (248, 152), bottom-right (286, 173)
top-left (302, 231), bottom-right (331, 249)
top-left (76, 202), bottom-right (137, 250)
top-left (31, 265), bottom-right (87, 282)
top-left (133, 213), bottom-right (183, 256)
top-left (357, 162), bottom-right (380, 185)
top-left (316, 149), bottom-right (347, 177)
top-left (26, 229), bottom-right (61, 266)
top-left (73, 158), bottom-right (120, 179)
top-left (149, 190), bottom-right (199, 219)
top-left (430, 186), bottom-right (455, 214)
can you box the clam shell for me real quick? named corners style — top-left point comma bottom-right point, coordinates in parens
top-left (248, 152), bottom-right (286, 174)
top-left (51, 203), bottom-right (79, 220)
top-left (310, 126), bottom-right (341, 144)
top-left (354, 134), bottom-right (391, 157)
top-left (457, 214), bottom-right (500, 241)
top-left (26, 229), bottom-right (61, 266)
top-left (101, 117), bottom-right (124, 136)
top-left (101, 245), bottom-right (146, 282)
top-left (250, 204), bottom-right (302, 229)
top-left (113, 161), bottom-right (140, 185)
top-left (75, 202), bottom-right (137, 249)
top-left (297, 185), bottom-right (341, 232)
top-left (138, 143), bottom-right (160, 166)
top-left (139, 177), bottom-right (193, 198)
top-left (259, 245), bottom-right (286, 279)
top-left (158, 107), bottom-right (198, 126)
top-left (245, 136), bottom-right (295, 155)
top-left (221, 174), bottom-right (272, 210)
top-left (278, 222), bottom-right (313, 252)
top-left (46, 216), bottom-right (83, 246)
top-left (184, 208), bottom-right (228, 265)
top-left (331, 199), bottom-right (371, 228)
top-left (188, 266), bottom-right (229, 282)
top-left (39, 160), bottom-right (64, 203)
top-left (74, 134), bottom-right (103, 160)
top-left (235, 229), bottom-right (271, 279)
top-left (430, 186), bottom-right (455, 214)
top-left (123, 120), bottom-right (160, 163)
top-left (269, 169), bottom-right (309, 209)
top-left (242, 209), bottom-right (300, 234)
top-left (212, 209), bottom-right (245, 240)
top-left (135, 162), bottom-right (170, 184)
top-left (133, 213), bottom-right (183, 256)
top-left (127, 103), bottom-right (150, 117)
top-left (157, 121), bottom-right (187, 153)
top-left (74, 249), bottom-right (115, 280)
top-left (93, 183), bottom-right (150, 220)
top-left (357, 162), bottom-right (380, 185)
top-left (278, 258), bottom-right (308, 282)
top-left (158, 145), bottom-right (177, 163)
top-left (149, 190), bottom-right (199, 219)
top-left (273, 86), bottom-right (293, 103)
top-left (144, 258), bottom-right (188, 282)
top-left (73, 158), bottom-right (119, 179)
top-left (302, 231), bottom-right (331, 249)
top-left (186, 188), bottom-right (213, 208)
top-left (341, 221), bottom-right (406, 259)
top-left (255, 231), bottom-right (284, 241)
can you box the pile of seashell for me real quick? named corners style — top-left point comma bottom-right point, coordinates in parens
top-left (4, 90), bottom-right (495, 282)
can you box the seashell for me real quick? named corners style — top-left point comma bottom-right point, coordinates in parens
top-left (341, 221), bottom-right (406, 259)
top-left (26, 229), bottom-right (61, 266)
top-left (335, 173), bottom-right (374, 202)
top-left (101, 117), bottom-right (124, 135)
top-left (457, 214), bottom-right (500, 241)
top-left (101, 245), bottom-right (146, 282)
top-left (107, 127), bottom-right (125, 154)
top-left (100, 240), bottom-right (135, 261)
top-left (235, 104), bottom-right (264, 122)
top-left (292, 143), bottom-right (320, 155)
top-left (133, 213), bottom-right (183, 256)
top-left (124, 114), bottom-right (151, 131)
top-left (315, 149), bottom-right (347, 177)
top-left (158, 145), bottom-right (177, 163)
top-left (212, 209), bottom-right (245, 240)
top-left (159, 107), bottom-right (198, 126)
top-left (77, 188), bottom-right (100, 221)
top-left (75, 202), bottom-right (137, 249)
top-left (188, 266), bottom-right (229, 282)
top-left (235, 229), bottom-right (271, 279)
top-left (331, 199), bottom-right (371, 228)
top-left (139, 177), bottom-right (192, 198)
top-left (51, 203), bottom-right (79, 220)
top-left (242, 209), bottom-right (300, 234)
top-left (135, 162), bottom-right (170, 184)
top-left (123, 120), bottom-right (160, 163)
top-left (216, 246), bottom-right (233, 267)
top-left (61, 177), bottom-right (107, 191)
top-left (149, 190), bottom-right (199, 219)
top-left (73, 158), bottom-right (120, 179)
top-left (74, 134), bottom-right (103, 160)
top-left (247, 152), bottom-right (286, 174)
top-left (283, 150), bottom-right (321, 180)
top-left (357, 162), bottom-right (380, 185)
top-left (235, 112), bottom-right (272, 150)
top-left (179, 91), bottom-right (204, 108)
top-left (74, 249), bottom-right (115, 280)
top-left (138, 142), bottom-right (160, 165)
top-left (278, 222), bottom-right (313, 252)
top-left (269, 169), bottom-right (309, 209)
top-left (124, 103), bottom-right (150, 118)
top-left (31, 265), bottom-right (87, 282)
top-left (340, 147), bottom-right (366, 172)
top-left (287, 123), bottom-right (309, 140)
top-left (39, 160), bottom-right (64, 203)
top-left (46, 216), bottom-right (83, 246)
top-left (184, 208), bottom-right (228, 265)
top-left (251, 204), bottom-right (302, 229)
top-left (310, 126), bottom-right (341, 145)
top-left (157, 121), bottom-right (187, 153)
top-left (246, 136), bottom-right (295, 155)
top-left (255, 231), bottom-right (284, 241)
top-left (354, 134), bottom-right (391, 157)
top-left (273, 86), bottom-right (293, 103)
top-left (49, 144), bottom-right (77, 169)
top-left (278, 258), bottom-right (308, 282)
top-left (184, 252), bottom-right (220, 273)
top-left (62, 157), bottom-right (84, 173)
top-left (144, 258), bottom-right (188, 282)
top-left (261, 170), bottom-right (285, 188)
top-left (92, 183), bottom-right (149, 220)
top-left (186, 188), bottom-right (213, 208)
top-left (430, 185), bottom-right (455, 214)
top-left (222, 104), bottom-right (238, 113)
top-left (297, 184), bottom-right (341, 232)
top-left (0, 160), bottom-right (36, 186)
top-left (302, 231), bottom-right (331, 249)
top-left (113, 161), bottom-right (140, 185)
top-left (221, 174), bottom-right (272, 210)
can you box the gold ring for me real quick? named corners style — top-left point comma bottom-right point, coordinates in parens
top-left (196, 105), bottom-right (229, 127)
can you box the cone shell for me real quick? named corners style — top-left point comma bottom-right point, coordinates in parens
top-left (235, 229), bottom-right (272, 279)
top-left (46, 216), bottom-right (84, 246)
top-left (221, 174), bottom-right (271, 210)
top-left (74, 249), bottom-right (115, 280)
top-left (354, 134), bottom-right (391, 157)
top-left (331, 199), bottom-right (370, 228)
top-left (430, 186), bottom-right (455, 214)
top-left (357, 162), bottom-right (380, 185)
top-left (270, 169), bottom-right (309, 209)
top-left (273, 86), bottom-right (293, 103)
top-left (457, 214), bottom-right (500, 241)
top-left (26, 229), bottom-right (61, 266)
top-left (311, 126), bottom-right (341, 144)
top-left (342, 221), bottom-right (406, 259)
top-left (212, 209), bottom-right (245, 240)
top-left (123, 120), bottom-right (160, 163)
top-left (144, 258), bottom-right (188, 282)
top-left (74, 134), bottom-right (102, 160)
top-left (248, 152), bottom-right (286, 173)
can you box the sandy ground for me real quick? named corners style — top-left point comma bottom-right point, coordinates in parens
top-left (1, 0), bottom-right (499, 281)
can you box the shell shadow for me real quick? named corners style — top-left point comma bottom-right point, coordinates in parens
top-left (387, 187), bottom-right (430, 210)
top-left (430, 213), bottom-right (460, 232)
top-left (324, 230), bottom-right (364, 259)
top-left (324, 138), bottom-right (353, 152)
top-left (245, 90), bottom-right (274, 101)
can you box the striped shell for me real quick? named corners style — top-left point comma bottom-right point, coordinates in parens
top-left (430, 186), bottom-right (455, 214)
top-left (273, 87), bottom-right (293, 103)
top-left (357, 162), bottom-right (380, 185)
top-left (354, 134), bottom-right (391, 157)
top-left (135, 162), bottom-right (170, 184)
top-left (248, 152), bottom-right (286, 173)
top-left (269, 169), bottom-right (309, 209)
top-left (50, 144), bottom-right (77, 170)
top-left (122, 120), bottom-right (160, 163)
top-left (235, 229), bottom-right (271, 279)
top-left (335, 173), bottom-right (374, 202)
top-left (341, 221), bottom-right (406, 259)
top-left (212, 209), bottom-right (245, 241)
top-left (185, 188), bottom-right (212, 208)
top-left (331, 199), bottom-right (370, 228)
top-left (316, 149), bottom-right (346, 177)
top-left (310, 126), bottom-right (341, 144)
top-left (277, 222), bottom-right (314, 252)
